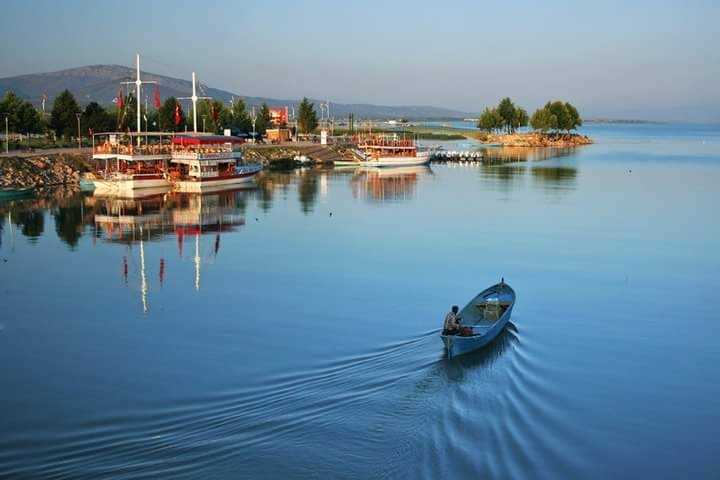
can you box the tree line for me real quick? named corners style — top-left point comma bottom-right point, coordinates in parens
top-left (477, 97), bottom-right (582, 134)
top-left (1, 89), bottom-right (322, 141)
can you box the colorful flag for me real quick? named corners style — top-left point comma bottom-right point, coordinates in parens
top-left (174, 103), bottom-right (182, 126)
top-left (115, 88), bottom-right (124, 109)
top-left (153, 84), bottom-right (161, 109)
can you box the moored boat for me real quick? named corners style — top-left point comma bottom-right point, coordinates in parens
top-left (0, 186), bottom-right (35, 201)
top-left (90, 132), bottom-right (173, 195)
top-left (90, 54), bottom-right (173, 195)
top-left (169, 135), bottom-right (262, 193)
top-left (441, 280), bottom-right (516, 358)
top-left (353, 134), bottom-right (431, 167)
top-left (166, 70), bottom-right (262, 193)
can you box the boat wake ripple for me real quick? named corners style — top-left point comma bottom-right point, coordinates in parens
top-left (0, 322), bottom-right (585, 478)
top-left (0, 329), bottom-right (438, 478)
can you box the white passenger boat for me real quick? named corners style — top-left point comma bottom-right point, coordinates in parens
top-left (353, 135), bottom-right (431, 167)
top-left (90, 54), bottom-right (173, 195)
top-left (90, 132), bottom-right (173, 195)
top-left (168, 70), bottom-right (262, 193)
top-left (169, 135), bottom-right (262, 193)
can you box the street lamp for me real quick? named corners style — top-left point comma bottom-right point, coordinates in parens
top-left (3, 114), bottom-right (8, 154)
top-left (76, 112), bottom-right (82, 150)
top-left (251, 106), bottom-right (256, 142)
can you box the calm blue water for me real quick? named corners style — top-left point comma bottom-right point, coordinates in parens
top-left (1, 124), bottom-right (719, 478)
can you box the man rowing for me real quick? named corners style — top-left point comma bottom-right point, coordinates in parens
top-left (442, 305), bottom-right (462, 335)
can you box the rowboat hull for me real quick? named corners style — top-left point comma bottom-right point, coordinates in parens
top-left (441, 282), bottom-right (516, 358)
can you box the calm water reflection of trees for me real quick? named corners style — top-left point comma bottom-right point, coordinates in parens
top-left (0, 188), bottom-right (256, 249)
top-left (0, 149), bottom-right (582, 249)
top-left (476, 146), bottom-right (579, 193)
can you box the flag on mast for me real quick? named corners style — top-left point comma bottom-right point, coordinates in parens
top-left (174, 103), bottom-right (182, 126)
top-left (153, 84), bottom-right (161, 109)
top-left (115, 88), bottom-right (125, 109)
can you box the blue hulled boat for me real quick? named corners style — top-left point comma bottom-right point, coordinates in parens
top-left (441, 281), bottom-right (516, 358)
top-left (0, 187), bottom-right (35, 201)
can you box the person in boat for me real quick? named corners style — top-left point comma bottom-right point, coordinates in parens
top-left (443, 305), bottom-right (462, 335)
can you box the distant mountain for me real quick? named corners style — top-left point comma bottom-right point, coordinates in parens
top-left (0, 65), bottom-right (470, 120)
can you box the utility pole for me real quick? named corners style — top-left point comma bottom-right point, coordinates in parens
top-left (202, 115), bottom-right (206, 133)
top-left (76, 113), bottom-right (82, 150)
top-left (4, 115), bottom-right (8, 154)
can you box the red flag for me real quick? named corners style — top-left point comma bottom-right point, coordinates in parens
top-left (153, 84), bottom-right (161, 109)
top-left (115, 88), bottom-right (124, 109)
top-left (211, 104), bottom-right (219, 123)
top-left (174, 103), bottom-right (182, 126)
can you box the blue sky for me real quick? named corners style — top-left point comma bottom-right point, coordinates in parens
top-left (0, 0), bottom-right (718, 121)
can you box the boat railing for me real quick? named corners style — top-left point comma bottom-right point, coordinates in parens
top-left (94, 143), bottom-right (173, 156)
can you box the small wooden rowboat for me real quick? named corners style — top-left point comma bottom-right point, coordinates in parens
top-left (441, 281), bottom-right (516, 358)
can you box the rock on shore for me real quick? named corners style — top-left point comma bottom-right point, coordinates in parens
top-left (480, 132), bottom-right (593, 147)
top-left (0, 154), bottom-right (91, 189)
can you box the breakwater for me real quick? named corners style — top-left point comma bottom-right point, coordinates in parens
top-left (0, 154), bottom-right (91, 189)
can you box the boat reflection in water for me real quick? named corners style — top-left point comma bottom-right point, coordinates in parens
top-left (350, 165), bottom-right (433, 203)
top-left (91, 188), bottom-right (250, 312)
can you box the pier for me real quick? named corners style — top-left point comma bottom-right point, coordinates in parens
top-left (430, 150), bottom-right (486, 163)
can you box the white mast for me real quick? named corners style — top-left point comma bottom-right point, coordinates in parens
top-left (121, 53), bottom-right (156, 146)
top-left (178, 72), bottom-right (210, 133)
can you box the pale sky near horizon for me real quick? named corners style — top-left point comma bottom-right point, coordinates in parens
top-left (0, 0), bottom-right (718, 121)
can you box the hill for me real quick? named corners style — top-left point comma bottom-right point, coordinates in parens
top-left (0, 65), bottom-right (469, 120)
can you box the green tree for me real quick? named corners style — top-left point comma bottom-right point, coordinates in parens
top-left (546, 101), bottom-right (570, 132)
top-left (228, 98), bottom-right (252, 133)
top-left (157, 97), bottom-right (186, 132)
top-left (297, 97), bottom-right (318, 134)
top-left (497, 97), bottom-right (517, 133)
top-left (83, 102), bottom-right (113, 134)
top-left (477, 107), bottom-right (502, 132)
top-left (254, 103), bottom-right (272, 135)
top-left (530, 107), bottom-right (557, 132)
top-left (565, 102), bottom-right (582, 130)
top-left (512, 107), bottom-right (529, 131)
top-left (529, 100), bottom-right (582, 133)
top-left (197, 99), bottom-right (227, 133)
top-left (0, 91), bottom-right (42, 134)
top-left (50, 89), bottom-right (81, 138)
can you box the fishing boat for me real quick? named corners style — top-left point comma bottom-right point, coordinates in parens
top-left (353, 134), bottom-right (431, 167)
top-left (0, 187), bottom-right (34, 201)
top-left (441, 280), bottom-right (516, 358)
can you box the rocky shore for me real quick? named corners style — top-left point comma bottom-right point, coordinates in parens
top-left (0, 154), bottom-right (90, 189)
top-left (478, 132), bottom-right (593, 147)
top-left (242, 144), bottom-right (353, 169)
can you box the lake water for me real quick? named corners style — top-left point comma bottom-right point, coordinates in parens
top-left (1, 124), bottom-right (719, 478)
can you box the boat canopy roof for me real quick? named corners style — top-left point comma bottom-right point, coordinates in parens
top-left (172, 135), bottom-right (245, 145)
